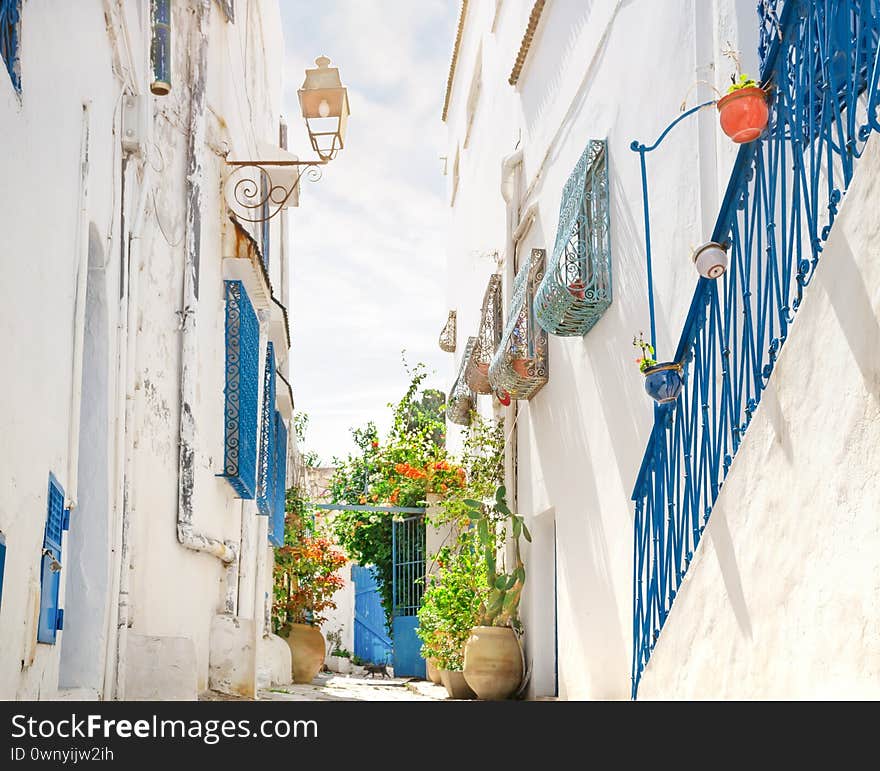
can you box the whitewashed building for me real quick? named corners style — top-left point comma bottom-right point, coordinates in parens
top-left (441, 0), bottom-right (880, 699)
top-left (0, 0), bottom-right (297, 700)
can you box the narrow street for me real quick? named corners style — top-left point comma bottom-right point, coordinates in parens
top-left (203, 673), bottom-right (447, 702)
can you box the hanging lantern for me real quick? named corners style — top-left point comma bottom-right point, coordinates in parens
top-left (692, 241), bottom-right (729, 279)
top-left (298, 56), bottom-right (350, 162)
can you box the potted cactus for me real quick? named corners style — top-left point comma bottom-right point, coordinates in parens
top-left (461, 485), bottom-right (528, 700)
top-left (717, 74), bottom-right (769, 144)
top-left (634, 332), bottom-right (683, 404)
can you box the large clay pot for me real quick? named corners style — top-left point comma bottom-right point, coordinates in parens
top-left (285, 624), bottom-right (325, 684)
top-left (463, 626), bottom-right (523, 700)
top-left (426, 658), bottom-right (442, 685)
top-left (717, 86), bottom-right (769, 143)
top-left (439, 669), bottom-right (476, 699)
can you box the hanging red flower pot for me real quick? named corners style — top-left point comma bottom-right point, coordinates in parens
top-left (717, 83), bottom-right (769, 144)
top-left (496, 390), bottom-right (511, 406)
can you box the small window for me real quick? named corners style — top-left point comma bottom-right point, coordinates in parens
top-left (257, 343), bottom-right (276, 515)
top-left (463, 47), bottom-right (482, 148)
top-left (450, 146), bottom-right (460, 207)
top-left (38, 474), bottom-right (67, 644)
top-left (1, 0), bottom-right (21, 93)
top-left (222, 280), bottom-right (260, 498)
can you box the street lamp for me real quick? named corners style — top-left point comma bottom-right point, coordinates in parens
top-left (299, 56), bottom-right (350, 162)
top-left (226, 56), bottom-right (349, 223)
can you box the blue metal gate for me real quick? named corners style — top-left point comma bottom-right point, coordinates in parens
top-left (392, 515), bottom-right (426, 678)
top-left (352, 564), bottom-right (392, 666)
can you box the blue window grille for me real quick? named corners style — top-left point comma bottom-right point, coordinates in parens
top-left (630, 0), bottom-right (880, 697)
top-left (0, 0), bottom-right (21, 93)
top-left (533, 139), bottom-right (612, 336)
top-left (256, 343), bottom-right (276, 515)
top-left (222, 280), bottom-right (260, 498)
top-left (269, 411), bottom-right (288, 548)
top-left (488, 248), bottom-right (549, 401)
top-left (0, 531), bottom-right (6, 614)
top-left (38, 474), bottom-right (68, 644)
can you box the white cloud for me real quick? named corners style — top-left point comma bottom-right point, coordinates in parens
top-left (279, 1), bottom-right (458, 464)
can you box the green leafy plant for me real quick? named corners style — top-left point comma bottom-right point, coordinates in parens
top-left (727, 73), bottom-right (760, 93)
top-left (463, 485), bottom-right (529, 630)
top-left (417, 538), bottom-right (487, 671)
top-left (633, 331), bottom-right (657, 373)
top-left (330, 362), bottom-right (457, 628)
top-left (332, 648), bottom-right (351, 659)
top-left (350, 654), bottom-right (366, 666)
top-left (272, 486), bottom-right (347, 635)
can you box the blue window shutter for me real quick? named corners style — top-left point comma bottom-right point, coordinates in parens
top-left (0, 1), bottom-right (21, 93)
top-left (256, 343), bottom-right (276, 515)
top-left (38, 474), bottom-right (65, 644)
top-left (0, 531), bottom-right (6, 614)
top-left (221, 280), bottom-right (260, 498)
top-left (269, 412), bottom-right (288, 547)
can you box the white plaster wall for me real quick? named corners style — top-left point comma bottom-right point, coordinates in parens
top-left (0, 0), bottom-right (123, 700)
top-left (321, 563), bottom-right (355, 656)
top-left (638, 134), bottom-right (880, 700)
top-left (444, 0), bottom-right (760, 699)
top-left (0, 0), bottom-right (288, 700)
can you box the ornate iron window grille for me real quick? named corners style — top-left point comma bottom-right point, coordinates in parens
top-left (256, 342), bottom-right (276, 515)
top-left (0, 0), bottom-right (21, 93)
top-left (438, 310), bottom-right (457, 353)
top-left (630, 0), bottom-right (880, 698)
top-left (447, 336), bottom-right (478, 426)
top-left (465, 274), bottom-right (503, 393)
top-left (222, 280), bottom-right (260, 499)
top-left (533, 139), bottom-right (612, 336)
top-left (269, 410), bottom-right (288, 547)
top-left (489, 248), bottom-right (548, 400)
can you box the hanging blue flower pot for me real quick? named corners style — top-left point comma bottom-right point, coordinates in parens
top-left (642, 362), bottom-right (683, 404)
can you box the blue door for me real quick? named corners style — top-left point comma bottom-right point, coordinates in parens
top-left (352, 564), bottom-right (392, 665)
top-left (392, 516), bottom-right (426, 678)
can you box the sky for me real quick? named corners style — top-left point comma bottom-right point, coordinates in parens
top-left (278, 1), bottom-right (459, 466)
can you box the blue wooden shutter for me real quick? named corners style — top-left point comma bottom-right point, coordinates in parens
top-left (221, 280), bottom-right (260, 498)
top-left (0, 531), bottom-right (6, 614)
top-left (0, 0), bottom-right (21, 93)
top-left (38, 474), bottom-right (66, 644)
top-left (256, 343), bottom-right (276, 515)
top-left (269, 411), bottom-right (288, 547)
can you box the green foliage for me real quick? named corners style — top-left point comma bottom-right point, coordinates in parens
top-left (463, 485), bottom-right (529, 630)
top-left (330, 363), bottom-right (453, 628)
top-left (293, 411), bottom-right (321, 468)
top-left (633, 331), bottom-right (657, 373)
top-left (416, 536), bottom-right (487, 671)
top-left (272, 485), bottom-right (347, 635)
top-left (727, 73), bottom-right (759, 93)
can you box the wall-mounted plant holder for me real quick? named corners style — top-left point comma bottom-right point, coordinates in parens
top-left (438, 310), bottom-right (457, 353)
top-left (489, 249), bottom-right (548, 401)
top-left (534, 139), bottom-right (612, 336)
top-left (448, 336), bottom-right (478, 426)
top-left (465, 275), bottom-right (502, 393)
top-left (692, 241), bottom-right (729, 279)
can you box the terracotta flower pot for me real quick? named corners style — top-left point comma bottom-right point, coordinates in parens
top-left (463, 626), bottom-right (524, 700)
top-left (475, 362), bottom-right (489, 375)
top-left (511, 358), bottom-right (531, 378)
top-left (426, 658), bottom-right (442, 685)
top-left (285, 623), bottom-right (326, 684)
top-left (717, 86), bottom-right (769, 143)
top-left (568, 278), bottom-right (587, 299)
top-left (439, 669), bottom-right (476, 699)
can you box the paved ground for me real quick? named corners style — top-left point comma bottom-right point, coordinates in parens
top-left (258, 672), bottom-right (449, 702)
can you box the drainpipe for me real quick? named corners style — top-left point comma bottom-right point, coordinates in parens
top-left (176, 0), bottom-right (237, 568)
top-left (66, 103), bottom-right (92, 512)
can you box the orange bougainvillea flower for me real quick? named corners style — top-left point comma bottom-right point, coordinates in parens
top-left (358, 495), bottom-right (366, 504)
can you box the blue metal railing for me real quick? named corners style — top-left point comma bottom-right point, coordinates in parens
top-left (631, 0), bottom-right (880, 698)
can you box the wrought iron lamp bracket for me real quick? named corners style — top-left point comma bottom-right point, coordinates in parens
top-left (225, 159), bottom-right (328, 223)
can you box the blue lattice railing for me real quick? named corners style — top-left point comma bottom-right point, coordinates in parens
top-left (222, 280), bottom-right (260, 499)
top-left (631, 0), bottom-right (880, 697)
top-left (1, 0), bottom-right (21, 92)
